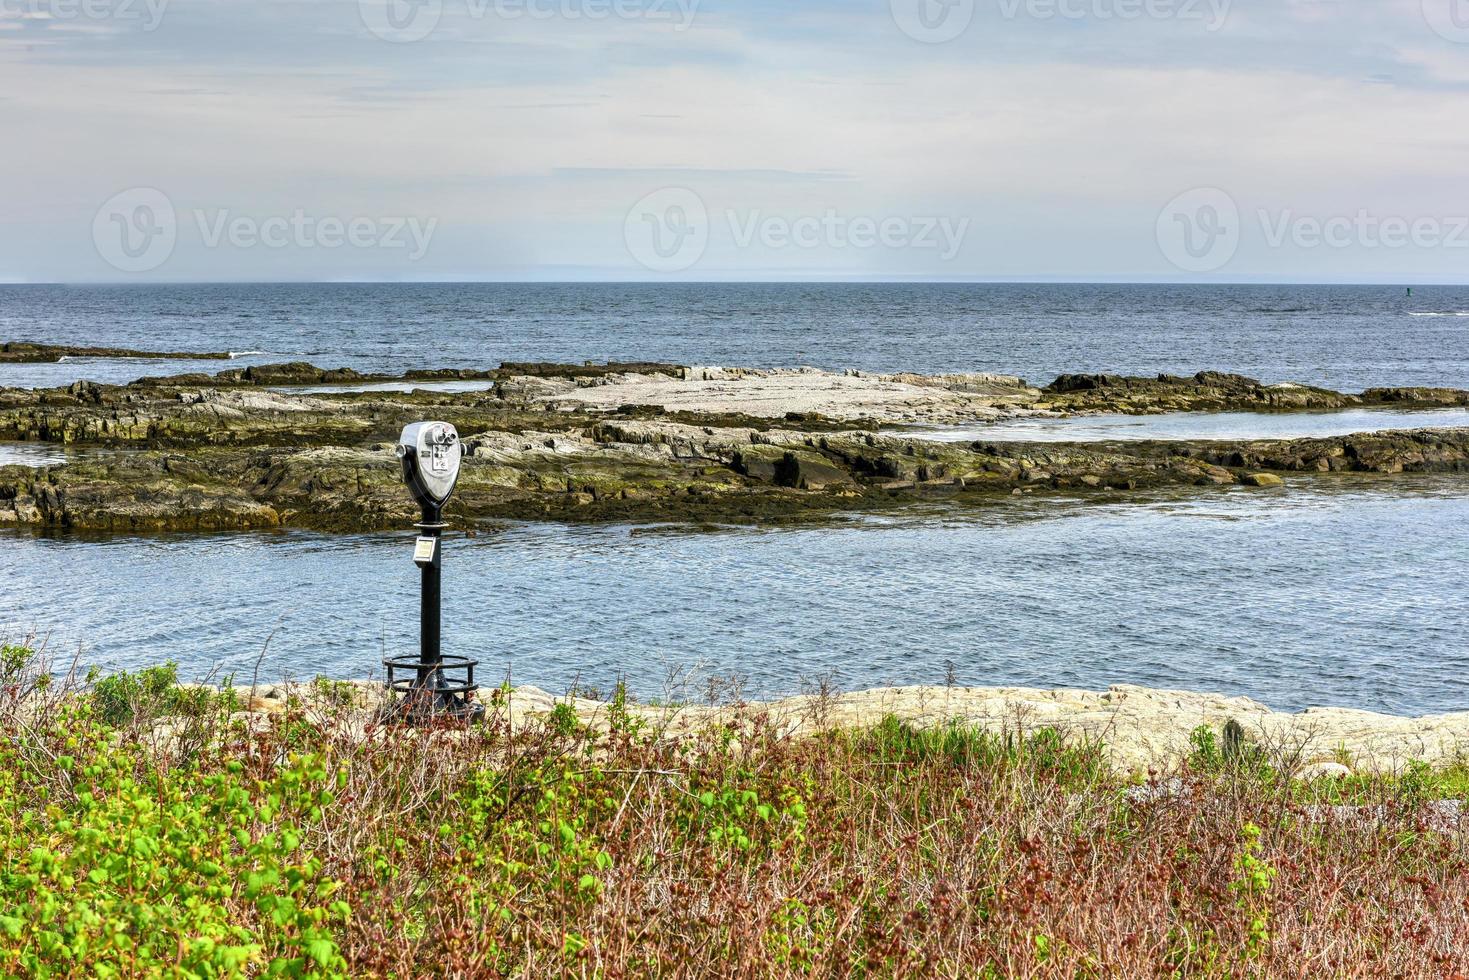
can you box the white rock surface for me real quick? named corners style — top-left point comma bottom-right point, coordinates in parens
top-left (536, 368), bottom-right (1042, 424)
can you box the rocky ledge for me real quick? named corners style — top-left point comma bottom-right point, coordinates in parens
top-left (0, 360), bottom-right (1466, 530)
top-left (0, 341), bottom-right (236, 364)
top-left (210, 680), bottom-right (1469, 777)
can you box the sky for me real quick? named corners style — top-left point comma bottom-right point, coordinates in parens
top-left (2, 0), bottom-right (1468, 283)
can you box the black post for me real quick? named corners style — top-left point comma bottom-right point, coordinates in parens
top-left (417, 503), bottom-right (444, 689)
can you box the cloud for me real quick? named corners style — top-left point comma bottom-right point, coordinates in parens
top-left (1, 0), bottom-right (1467, 281)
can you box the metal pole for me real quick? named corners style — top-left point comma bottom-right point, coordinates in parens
top-left (418, 514), bottom-right (443, 685)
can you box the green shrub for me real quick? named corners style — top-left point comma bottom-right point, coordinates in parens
top-left (547, 701), bottom-right (582, 737)
top-left (91, 662), bottom-right (185, 726)
top-left (89, 663), bottom-right (230, 727)
top-left (1188, 723), bottom-right (1222, 770)
top-left (1189, 721), bottom-right (1273, 780)
top-left (0, 643), bottom-right (35, 681)
top-left (311, 676), bottom-right (356, 709)
top-left (861, 715), bottom-right (1103, 787)
top-left (0, 705), bottom-right (348, 978)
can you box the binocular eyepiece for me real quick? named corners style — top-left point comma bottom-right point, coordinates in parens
top-left (397, 421), bottom-right (462, 520)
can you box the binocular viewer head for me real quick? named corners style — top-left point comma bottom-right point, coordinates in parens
top-left (397, 421), bottom-right (462, 515)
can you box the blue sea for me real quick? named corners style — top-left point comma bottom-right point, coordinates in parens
top-left (2, 282), bottom-right (1467, 389)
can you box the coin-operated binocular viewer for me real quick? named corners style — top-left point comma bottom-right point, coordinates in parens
top-left (382, 421), bottom-right (483, 722)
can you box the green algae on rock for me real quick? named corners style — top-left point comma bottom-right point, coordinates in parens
top-left (1044, 371), bottom-right (1469, 415)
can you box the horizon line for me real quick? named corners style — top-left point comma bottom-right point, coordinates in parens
top-left (2, 279), bottom-right (1464, 289)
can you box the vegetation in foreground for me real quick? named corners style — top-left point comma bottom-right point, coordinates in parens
top-left (3, 647), bottom-right (1469, 978)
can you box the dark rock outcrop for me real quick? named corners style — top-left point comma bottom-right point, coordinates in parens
top-left (0, 342), bottom-right (234, 363)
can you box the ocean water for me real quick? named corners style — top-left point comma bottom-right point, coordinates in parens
top-left (0, 444), bottom-right (126, 467)
top-left (909, 407), bottom-right (1469, 443)
top-left (3, 481), bottom-right (1466, 716)
top-left (2, 282), bottom-right (1468, 390)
